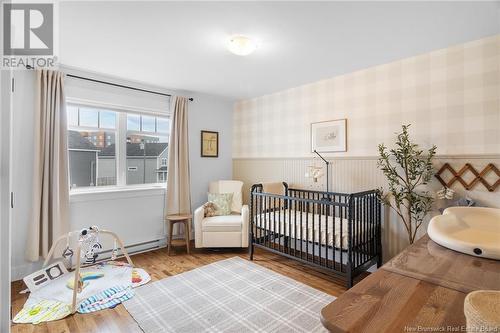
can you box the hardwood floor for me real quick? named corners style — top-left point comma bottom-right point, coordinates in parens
top-left (11, 243), bottom-right (367, 333)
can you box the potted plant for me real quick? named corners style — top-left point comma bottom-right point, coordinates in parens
top-left (377, 124), bottom-right (437, 244)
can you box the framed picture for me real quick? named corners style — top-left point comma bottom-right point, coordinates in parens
top-left (201, 130), bottom-right (219, 157)
top-left (311, 119), bottom-right (347, 152)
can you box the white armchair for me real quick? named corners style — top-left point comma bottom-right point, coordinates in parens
top-left (194, 180), bottom-right (249, 248)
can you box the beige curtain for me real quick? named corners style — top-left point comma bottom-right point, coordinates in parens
top-left (26, 69), bottom-right (70, 262)
top-left (165, 96), bottom-right (192, 237)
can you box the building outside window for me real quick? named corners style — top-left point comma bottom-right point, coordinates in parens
top-left (125, 114), bottom-right (169, 185)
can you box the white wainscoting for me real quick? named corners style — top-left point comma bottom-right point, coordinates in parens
top-left (234, 155), bottom-right (500, 261)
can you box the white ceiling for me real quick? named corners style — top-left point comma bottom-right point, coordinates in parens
top-left (59, 1), bottom-right (500, 101)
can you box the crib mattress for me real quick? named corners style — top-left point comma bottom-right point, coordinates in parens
top-left (255, 210), bottom-right (371, 250)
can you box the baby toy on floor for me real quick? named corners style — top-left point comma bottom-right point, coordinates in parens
top-left (66, 272), bottom-right (105, 291)
top-left (14, 226), bottom-right (150, 325)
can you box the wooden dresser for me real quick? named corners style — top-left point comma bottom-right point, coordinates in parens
top-left (320, 235), bottom-right (500, 332)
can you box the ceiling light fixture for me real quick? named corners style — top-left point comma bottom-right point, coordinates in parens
top-left (226, 35), bottom-right (258, 56)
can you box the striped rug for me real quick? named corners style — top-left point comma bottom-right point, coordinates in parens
top-left (123, 257), bottom-right (334, 332)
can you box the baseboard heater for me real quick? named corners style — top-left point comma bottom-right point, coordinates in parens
top-left (94, 238), bottom-right (166, 264)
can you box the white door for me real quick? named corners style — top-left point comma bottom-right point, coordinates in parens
top-left (0, 66), bottom-right (13, 333)
top-left (10, 70), bottom-right (40, 281)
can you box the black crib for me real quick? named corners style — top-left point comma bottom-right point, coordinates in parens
top-left (249, 182), bottom-right (382, 288)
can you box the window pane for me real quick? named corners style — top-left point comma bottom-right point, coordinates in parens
top-left (127, 114), bottom-right (140, 131)
top-left (99, 111), bottom-right (116, 129)
top-left (79, 107), bottom-right (99, 127)
top-left (67, 105), bottom-right (79, 127)
top-left (126, 133), bottom-right (167, 185)
top-left (97, 133), bottom-right (117, 186)
top-left (141, 115), bottom-right (155, 132)
top-left (68, 130), bottom-right (116, 188)
top-left (157, 117), bottom-right (169, 134)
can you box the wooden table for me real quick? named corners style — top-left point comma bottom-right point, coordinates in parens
top-left (383, 235), bottom-right (500, 293)
top-left (320, 235), bottom-right (500, 332)
top-left (165, 214), bottom-right (192, 255)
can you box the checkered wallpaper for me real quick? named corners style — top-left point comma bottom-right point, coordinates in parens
top-left (233, 35), bottom-right (500, 158)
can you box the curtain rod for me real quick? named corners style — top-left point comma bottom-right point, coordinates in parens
top-left (25, 65), bottom-right (193, 102)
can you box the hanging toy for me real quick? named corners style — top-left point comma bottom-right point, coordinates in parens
top-left (61, 234), bottom-right (74, 269)
top-left (87, 226), bottom-right (102, 264)
top-left (91, 226), bottom-right (103, 263)
top-left (79, 226), bottom-right (103, 264)
top-left (89, 243), bottom-right (102, 264)
top-left (78, 228), bottom-right (92, 263)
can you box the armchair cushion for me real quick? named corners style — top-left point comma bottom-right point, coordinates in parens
top-left (202, 215), bottom-right (243, 232)
top-left (209, 180), bottom-right (243, 213)
top-left (208, 193), bottom-right (233, 216)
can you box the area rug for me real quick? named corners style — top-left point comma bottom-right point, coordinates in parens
top-left (123, 257), bottom-right (335, 332)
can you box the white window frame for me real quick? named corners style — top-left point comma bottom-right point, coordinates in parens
top-left (67, 100), bottom-right (170, 194)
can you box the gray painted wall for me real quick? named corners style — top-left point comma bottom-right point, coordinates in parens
top-left (188, 92), bottom-right (234, 210)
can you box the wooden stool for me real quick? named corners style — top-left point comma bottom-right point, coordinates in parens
top-left (165, 214), bottom-right (192, 255)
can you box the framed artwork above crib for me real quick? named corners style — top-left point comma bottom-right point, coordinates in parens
top-left (311, 119), bottom-right (347, 152)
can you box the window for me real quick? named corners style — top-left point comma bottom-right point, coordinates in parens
top-left (126, 114), bottom-right (169, 185)
top-left (67, 104), bottom-right (169, 190)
